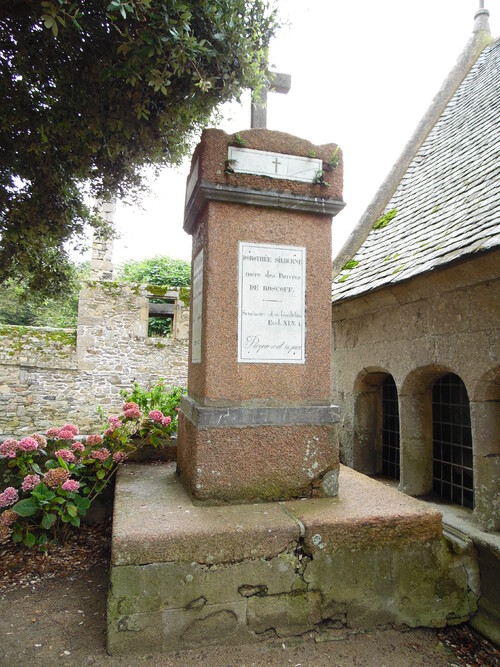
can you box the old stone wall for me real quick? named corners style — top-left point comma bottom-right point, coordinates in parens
top-left (331, 249), bottom-right (500, 531)
top-left (0, 283), bottom-right (188, 436)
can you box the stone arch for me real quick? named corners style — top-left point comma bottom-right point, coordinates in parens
top-left (432, 373), bottom-right (473, 509)
top-left (352, 367), bottom-right (397, 475)
top-left (469, 366), bottom-right (500, 531)
top-left (398, 364), bottom-right (456, 497)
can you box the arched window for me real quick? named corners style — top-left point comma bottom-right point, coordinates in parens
top-left (432, 373), bottom-right (473, 508)
top-left (381, 375), bottom-right (400, 480)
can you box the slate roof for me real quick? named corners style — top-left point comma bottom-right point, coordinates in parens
top-left (332, 37), bottom-right (500, 302)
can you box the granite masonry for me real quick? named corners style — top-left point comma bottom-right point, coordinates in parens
top-left (0, 283), bottom-right (189, 436)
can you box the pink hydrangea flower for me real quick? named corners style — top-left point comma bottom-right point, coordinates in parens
top-left (71, 441), bottom-right (85, 453)
top-left (90, 447), bottom-right (111, 462)
top-left (46, 427), bottom-right (60, 438)
top-left (122, 402), bottom-right (139, 412)
top-left (61, 424), bottom-right (79, 436)
top-left (57, 428), bottom-right (75, 441)
top-left (86, 434), bottom-right (103, 446)
top-left (55, 448), bottom-right (76, 463)
top-left (1, 509), bottom-right (17, 526)
top-left (103, 427), bottom-right (116, 437)
top-left (0, 487), bottom-right (19, 508)
top-left (21, 474), bottom-right (41, 492)
top-left (123, 407), bottom-right (141, 419)
top-left (0, 439), bottom-right (18, 458)
top-left (43, 467), bottom-right (69, 489)
top-left (161, 416), bottom-right (172, 427)
top-left (148, 409), bottom-right (164, 422)
top-left (108, 416), bottom-right (121, 426)
top-left (112, 451), bottom-right (128, 463)
top-left (18, 437), bottom-right (39, 452)
top-left (30, 433), bottom-right (47, 448)
top-left (61, 479), bottom-right (80, 492)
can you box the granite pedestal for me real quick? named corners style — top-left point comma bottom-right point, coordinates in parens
top-left (107, 463), bottom-right (479, 654)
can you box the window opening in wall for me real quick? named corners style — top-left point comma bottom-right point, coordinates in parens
top-left (432, 373), bottom-right (473, 508)
top-left (381, 375), bottom-right (400, 480)
top-left (148, 298), bottom-right (175, 337)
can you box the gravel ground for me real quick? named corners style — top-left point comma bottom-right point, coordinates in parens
top-left (0, 520), bottom-right (498, 667)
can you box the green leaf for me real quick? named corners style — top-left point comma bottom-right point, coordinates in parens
top-left (66, 503), bottom-right (78, 517)
top-left (41, 513), bottom-right (57, 529)
top-left (12, 531), bottom-right (22, 543)
top-left (12, 498), bottom-right (38, 517)
top-left (96, 469), bottom-right (106, 480)
top-left (70, 515), bottom-right (81, 528)
top-left (74, 495), bottom-right (91, 513)
top-left (23, 532), bottom-right (37, 548)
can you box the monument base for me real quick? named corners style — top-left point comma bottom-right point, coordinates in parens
top-left (107, 463), bottom-right (479, 656)
top-left (177, 397), bottom-right (340, 502)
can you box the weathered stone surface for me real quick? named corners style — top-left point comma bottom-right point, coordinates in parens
top-left (163, 601), bottom-right (250, 649)
top-left (247, 591), bottom-right (322, 636)
top-left (0, 283), bottom-right (189, 436)
top-left (108, 556), bottom-right (300, 615)
top-left (177, 417), bottom-right (339, 502)
top-left (331, 250), bottom-right (500, 531)
top-left (111, 463), bottom-right (299, 566)
top-left (107, 463), bottom-right (478, 655)
top-left (286, 466), bottom-right (442, 554)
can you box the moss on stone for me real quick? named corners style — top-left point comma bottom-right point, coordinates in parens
top-left (179, 286), bottom-right (190, 307)
top-left (0, 325), bottom-right (76, 348)
top-left (145, 284), bottom-right (170, 296)
top-left (373, 208), bottom-right (397, 231)
top-left (341, 259), bottom-right (359, 271)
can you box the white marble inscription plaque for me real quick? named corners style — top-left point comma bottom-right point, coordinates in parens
top-left (228, 147), bottom-right (321, 183)
top-left (238, 242), bottom-right (306, 364)
top-left (191, 249), bottom-right (203, 363)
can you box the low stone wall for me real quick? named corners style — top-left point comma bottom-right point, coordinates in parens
top-left (0, 283), bottom-right (189, 436)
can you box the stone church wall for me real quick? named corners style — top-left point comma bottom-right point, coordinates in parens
top-left (0, 283), bottom-right (189, 436)
top-left (331, 249), bottom-right (500, 532)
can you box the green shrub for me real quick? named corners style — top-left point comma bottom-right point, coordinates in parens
top-left (0, 384), bottom-right (184, 548)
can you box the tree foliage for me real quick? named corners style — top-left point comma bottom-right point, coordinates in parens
top-left (0, 0), bottom-right (278, 294)
top-left (117, 255), bottom-right (191, 286)
top-left (0, 262), bottom-right (89, 328)
top-left (0, 255), bottom-right (190, 328)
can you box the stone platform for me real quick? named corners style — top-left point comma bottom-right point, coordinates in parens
top-left (107, 463), bottom-right (478, 655)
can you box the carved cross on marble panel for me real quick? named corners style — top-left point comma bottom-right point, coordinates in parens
top-left (251, 72), bottom-right (291, 129)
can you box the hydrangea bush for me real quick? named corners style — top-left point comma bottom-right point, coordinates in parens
top-left (0, 385), bottom-right (183, 548)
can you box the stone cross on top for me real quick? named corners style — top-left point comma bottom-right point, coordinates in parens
top-left (251, 71), bottom-right (291, 129)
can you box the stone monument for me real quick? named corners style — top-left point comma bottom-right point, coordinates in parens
top-left (107, 129), bottom-right (477, 656)
top-left (177, 128), bottom-right (344, 503)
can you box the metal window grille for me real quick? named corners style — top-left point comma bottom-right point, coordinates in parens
top-left (432, 373), bottom-right (474, 509)
top-left (381, 375), bottom-right (400, 480)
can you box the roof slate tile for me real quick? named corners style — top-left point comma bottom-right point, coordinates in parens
top-left (333, 38), bottom-right (500, 302)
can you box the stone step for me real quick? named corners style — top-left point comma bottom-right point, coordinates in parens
top-left (107, 463), bottom-right (479, 655)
